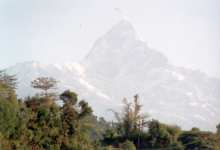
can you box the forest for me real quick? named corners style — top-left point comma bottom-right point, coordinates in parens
top-left (0, 70), bottom-right (220, 150)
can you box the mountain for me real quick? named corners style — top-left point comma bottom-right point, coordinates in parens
top-left (6, 20), bottom-right (220, 131)
top-left (6, 61), bottom-right (113, 117)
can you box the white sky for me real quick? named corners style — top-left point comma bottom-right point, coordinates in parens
top-left (0, 0), bottom-right (220, 77)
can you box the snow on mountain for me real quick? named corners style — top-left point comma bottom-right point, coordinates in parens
top-left (6, 61), bottom-right (113, 117)
top-left (5, 20), bottom-right (220, 131)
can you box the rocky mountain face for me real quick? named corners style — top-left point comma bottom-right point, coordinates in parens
top-left (6, 20), bottom-right (220, 131)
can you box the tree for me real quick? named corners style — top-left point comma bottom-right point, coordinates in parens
top-left (146, 120), bottom-right (182, 149)
top-left (60, 90), bottom-right (92, 119)
top-left (0, 70), bottom-right (17, 99)
top-left (191, 127), bottom-right (200, 132)
top-left (217, 123), bottom-right (220, 134)
top-left (31, 77), bottom-right (57, 97)
top-left (0, 97), bottom-right (19, 138)
top-left (0, 70), bottom-right (17, 90)
top-left (23, 90), bottom-right (94, 150)
top-left (178, 131), bottom-right (220, 150)
top-left (59, 90), bottom-right (93, 149)
top-left (111, 95), bottom-right (148, 138)
top-left (60, 90), bottom-right (77, 105)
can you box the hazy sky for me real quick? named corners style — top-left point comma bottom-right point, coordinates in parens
top-left (0, 0), bottom-right (220, 77)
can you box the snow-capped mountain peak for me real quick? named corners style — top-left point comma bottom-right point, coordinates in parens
top-left (105, 20), bottom-right (137, 41)
top-left (5, 20), bottom-right (220, 131)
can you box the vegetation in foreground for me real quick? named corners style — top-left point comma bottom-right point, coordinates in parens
top-left (0, 71), bottom-right (220, 150)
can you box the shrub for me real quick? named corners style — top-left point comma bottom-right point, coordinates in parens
top-left (121, 140), bottom-right (136, 150)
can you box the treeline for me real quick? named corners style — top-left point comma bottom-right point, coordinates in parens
top-left (0, 72), bottom-right (220, 150)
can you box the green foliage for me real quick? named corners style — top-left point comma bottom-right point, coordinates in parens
top-left (0, 70), bottom-right (17, 90)
top-left (0, 71), bottom-right (17, 101)
top-left (103, 96), bottom-right (220, 149)
top-left (145, 120), bottom-right (183, 149)
top-left (178, 131), bottom-right (220, 150)
top-left (0, 74), bottom-right (220, 149)
top-left (0, 85), bottom-right (95, 149)
top-left (59, 90), bottom-right (94, 149)
top-left (169, 142), bottom-right (184, 150)
top-left (0, 97), bottom-right (19, 138)
top-left (120, 140), bottom-right (136, 150)
top-left (111, 95), bottom-right (149, 139)
top-left (191, 127), bottom-right (200, 132)
top-left (60, 90), bottom-right (78, 105)
top-left (147, 120), bottom-right (173, 148)
top-left (100, 145), bottom-right (113, 150)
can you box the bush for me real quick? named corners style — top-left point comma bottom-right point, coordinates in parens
top-left (121, 140), bottom-right (136, 150)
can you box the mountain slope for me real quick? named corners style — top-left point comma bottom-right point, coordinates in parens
top-left (81, 20), bottom-right (220, 130)
top-left (6, 61), bottom-right (113, 117)
top-left (6, 20), bottom-right (220, 131)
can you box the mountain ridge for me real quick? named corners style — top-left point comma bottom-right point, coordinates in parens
top-left (5, 20), bottom-right (220, 131)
